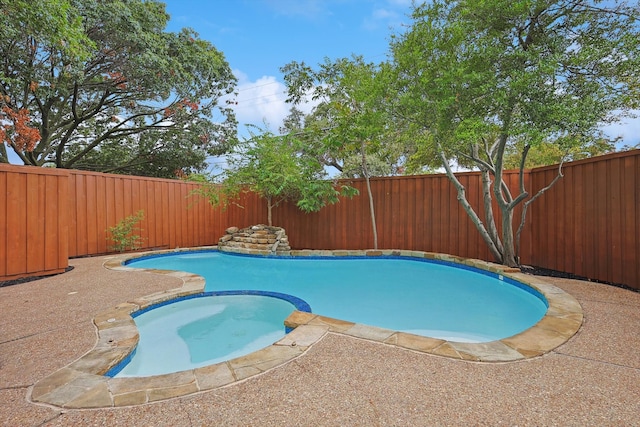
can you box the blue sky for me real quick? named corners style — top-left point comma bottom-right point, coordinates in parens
top-left (163, 0), bottom-right (412, 135)
top-left (163, 0), bottom-right (639, 152)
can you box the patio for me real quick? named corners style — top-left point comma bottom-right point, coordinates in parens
top-left (1, 254), bottom-right (639, 426)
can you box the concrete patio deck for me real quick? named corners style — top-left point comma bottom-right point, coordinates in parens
top-left (1, 254), bottom-right (639, 426)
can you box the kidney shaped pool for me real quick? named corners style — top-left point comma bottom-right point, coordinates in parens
top-left (109, 251), bottom-right (548, 377)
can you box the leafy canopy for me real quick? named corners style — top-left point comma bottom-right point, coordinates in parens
top-left (282, 56), bottom-right (404, 248)
top-left (194, 127), bottom-right (357, 226)
top-left (281, 56), bottom-right (409, 178)
top-left (389, 0), bottom-right (639, 266)
top-left (0, 0), bottom-right (237, 177)
top-left (392, 0), bottom-right (639, 167)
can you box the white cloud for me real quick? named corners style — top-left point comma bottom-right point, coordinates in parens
top-left (224, 70), bottom-right (318, 137)
top-left (362, 1), bottom-right (411, 33)
top-left (224, 71), bottom-right (290, 134)
top-left (209, 70), bottom-right (321, 175)
top-left (363, 8), bottom-right (395, 31)
top-left (601, 111), bottom-right (640, 148)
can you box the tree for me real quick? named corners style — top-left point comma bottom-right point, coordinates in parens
top-left (0, 0), bottom-right (92, 61)
top-left (0, 0), bottom-right (237, 177)
top-left (0, 0), bottom-right (92, 162)
top-left (67, 125), bottom-right (211, 178)
top-left (197, 128), bottom-right (357, 226)
top-left (390, 0), bottom-right (639, 266)
top-left (282, 57), bottom-right (402, 248)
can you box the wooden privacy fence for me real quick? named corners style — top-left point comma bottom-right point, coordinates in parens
top-left (1, 149), bottom-right (638, 289)
top-left (272, 171), bottom-right (533, 263)
top-left (529, 151), bottom-right (639, 289)
top-left (0, 165), bottom-right (265, 280)
top-left (0, 166), bottom-right (68, 280)
top-left (66, 170), bottom-right (265, 258)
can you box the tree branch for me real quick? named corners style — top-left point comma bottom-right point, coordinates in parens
top-left (507, 143), bottom-right (531, 211)
top-left (437, 142), bottom-right (503, 262)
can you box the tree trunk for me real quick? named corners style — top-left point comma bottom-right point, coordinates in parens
top-left (364, 173), bottom-right (378, 249)
top-left (480, 169), bottom-right (504, 256)
top-left (267, 196), bottom-right (273, 226)
top-left (491, 133), bottom-right (518, 267)
top-left (0, 144), bottom-right (8, 163)
top-left (437, 148), bottom-right (503, 262)
top-left (361, 142), bottom-right (378, 249)
top-left (500, 208), bottom-right (518, 267)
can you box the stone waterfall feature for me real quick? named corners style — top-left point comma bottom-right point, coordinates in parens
top-left (217, 225), bottom-right (291, 255)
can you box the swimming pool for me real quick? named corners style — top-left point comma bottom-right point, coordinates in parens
top-left (121, 250), bottom-right (547, 373)
top-left (31, 249), bottom-right (583, 408)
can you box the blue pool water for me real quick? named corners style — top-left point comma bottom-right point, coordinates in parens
top-left (114, 294), bottom-right (298, 377)
top-left (116, 251), bottom-right (547, 376)
top-left (131, 251), bottom-right (546, 333)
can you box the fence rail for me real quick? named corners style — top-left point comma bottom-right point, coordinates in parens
top-left (1, 150), bottom-right (638, 289)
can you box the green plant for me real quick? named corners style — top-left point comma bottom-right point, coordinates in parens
top-left (107, 210), bottom-right (145, 252)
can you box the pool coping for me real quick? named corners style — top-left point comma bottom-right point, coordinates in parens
top-left (30, 247), bottom-right (583, 409)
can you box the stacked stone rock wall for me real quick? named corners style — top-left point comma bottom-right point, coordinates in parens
top-left (217, 225), bottom-right (291, 256)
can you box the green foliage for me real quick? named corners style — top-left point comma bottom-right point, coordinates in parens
top-left (197, 127), bottom-right (357, 225)
top-left (71, 131), bottom-right (211, 178)
top-left (186, 173), bottom-right (223, 207)
top-left (389, 0), bottom-right (640, 266)
top-left (107, 210), bottom-right (145, 252)
top-left (503, 138), bottom-right (616, 170)
top-left (391, 0), bottom-right (639, 166)
top-left (281, 57), bottom-right (408, 177)
top-left (0, 0), bottom-right (94, 61)
top-left (282, 57), bottom-right (400, 248)
top-left (0, 0), bottom-right (237, 177)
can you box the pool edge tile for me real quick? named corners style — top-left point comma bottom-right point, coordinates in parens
top-left (308, 315), bottom-right (356, 332)
top-left (277, 324), bottom-right (328, 347)
top-left (343, 323), bottom-right (396, 342)
top-left (227, 345), bottom-right (305, 380)
top-left (384, 332), bottom-right (446, 353)
top-left (284, 310), bottom-right (317, 328)
top-left (194, 363), bottom-right (236, 391)
top-left (448, 341), bottom-right (526, 362)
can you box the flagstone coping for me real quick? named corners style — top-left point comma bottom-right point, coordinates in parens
top-left (29, 247), bottom-right (582, 409)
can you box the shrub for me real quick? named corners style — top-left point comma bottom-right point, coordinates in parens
top-left (107, 210), bottom-right (145, 252)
